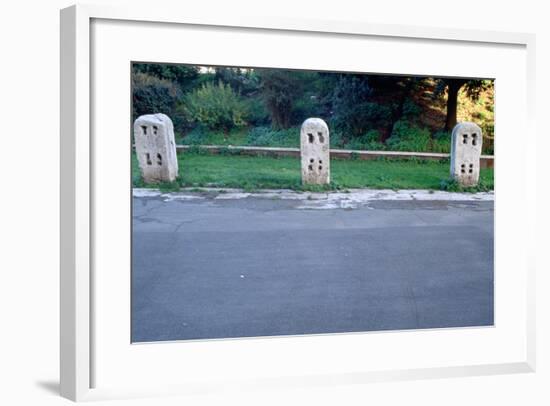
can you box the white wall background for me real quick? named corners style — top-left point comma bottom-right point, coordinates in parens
top-left (0, 0), bottom-right (548, 405)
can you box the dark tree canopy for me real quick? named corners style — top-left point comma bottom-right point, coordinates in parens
top-left (257, 69), bottom-right (305, 130)
top-left (332, 75), bottom-right (419, 140)
top-left (131, 62), bottom-right (494, 154)
top-left (331, 74), bottom-right (374, 138)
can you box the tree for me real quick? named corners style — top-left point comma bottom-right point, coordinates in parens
top-left (367, 75), bottom-right (418, 141)
top-left (331, 74), bottom-right (416, 141)
top-left (214, 67), bottom-right (260, 96)
top-left (257, 69), bottom-right (303, 129)
top-left (439, 78), bottom-right (491, 131)
top-left (331, 74), bottom-right (374, 139)
top-left (132, 63), bottom-right (200, 92)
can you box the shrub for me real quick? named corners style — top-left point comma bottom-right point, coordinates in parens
top-left (430, 139), bottom-right (451, 153)
top-left (290, 94), bottom-right (322, 124)
top-left (331, 75), bottom-right (371, 137)
top-left (133, 63), bottom-right (199, 92)
top-left (182, 125), bottom-right (208, 145)
top-left (245, 97), bottom-right (271, 126)
top-left (257, 69), bottom-right (305, 129)
top-left (439, 177), bottom-right (493, 193)
top-left (132, 72), bottom-right (180, 125)
top-left (246, 126), bottom-right (299, 147)
top-left (430, 130), bottom-right (451, 153)
top-left (401, 98), bottom-right (422, 119)
top-left (182, 81), bottom-right (249, 132)
top-left (345, 130), bottom-right (386, 151)
top-left (332, 75), bottom-right (394, 137)
top-left (433, 130), bottom-right (450, 141)
top-left (439, 178), bottom-right (460, 192)
top-left (386, 121), bottom-right (431, 152)
top-left (246, 127), bottom-right (270, 145)
top-left (329, 131), bottom-right (345, 149)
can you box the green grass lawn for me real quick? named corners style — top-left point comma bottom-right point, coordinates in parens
top-left (132, 152), bottom-right (494, 192)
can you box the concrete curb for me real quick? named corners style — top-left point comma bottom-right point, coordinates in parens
top-left (173, 144), bottom-right (495, 169)
top-left (133, 187), bottom-right (495, 203)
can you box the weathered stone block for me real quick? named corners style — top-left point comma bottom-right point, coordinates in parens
top-left (300, 118), bottom-right (330, 185)
top-left (450, 122), bottom-right (483, 187)
top-left (134, 113), bottom-right (178, 183)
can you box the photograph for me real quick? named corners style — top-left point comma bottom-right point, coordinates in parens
top-left (131, 62), bottom-right (495, 343)
top-left (1, 0), bottom-right (543, 403)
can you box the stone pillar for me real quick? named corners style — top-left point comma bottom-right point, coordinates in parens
top-left (450, 122), bottom-right (483, 187)
top-left (300, 118), bottom-right (330, 185)
top-left (133, 113), bottom-right (179, 183)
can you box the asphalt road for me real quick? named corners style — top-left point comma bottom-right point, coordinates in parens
top-left (132, 190), bottom-right (494, 342)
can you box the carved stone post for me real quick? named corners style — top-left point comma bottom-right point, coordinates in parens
top-left (450, 122), bottom-right (483, 187)
top-left (300, 118), bottom-right (330, 185)
top-left (133, 113), bottom-right (178, 183)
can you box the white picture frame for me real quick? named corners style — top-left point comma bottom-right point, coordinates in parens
top-left (60, 3), bottom-right (536, 402)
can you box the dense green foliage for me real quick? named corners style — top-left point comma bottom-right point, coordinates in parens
top-left (133, 63), bottom-right (199, 91)
top-left (177, 126), bottom-right (456, 154)
top-left (386, 121), bottom-right (431, 152)
top-left (181, 82), bottom-right (249, 132)
top-left (132, 152), bottom-right (493, 192)
top-left (132, 73), bottom-right (180, 124)
top-left (332, 75), bottom-right (376, 137)
top-left (245, 126), bottom-right (299, 147)
top-left (256, 69), bottom-right (303, 129)
top-left (132, 63), bottom-right (495, 154)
